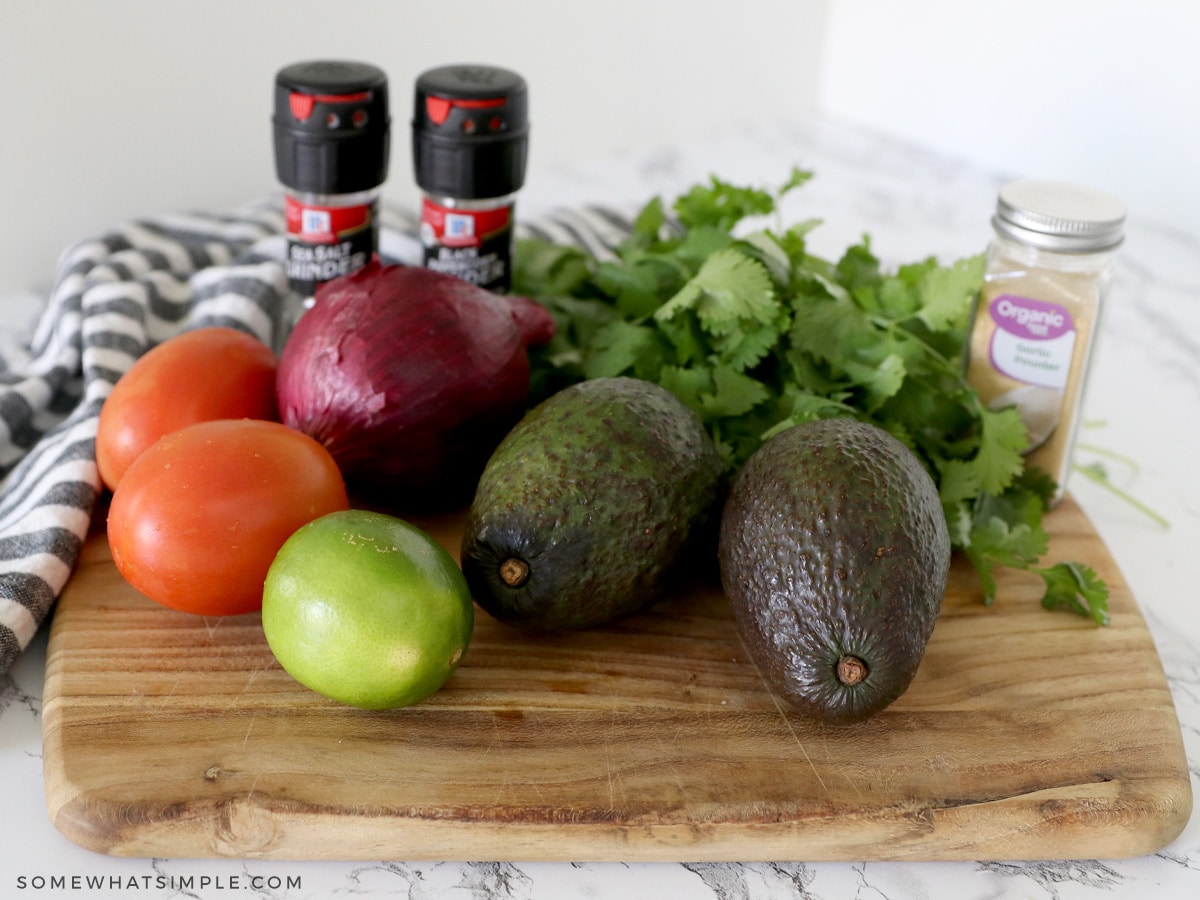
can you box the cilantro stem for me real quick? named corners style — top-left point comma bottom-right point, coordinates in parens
top-left (1075, 441), bottom-right (1141, 473)
top-left (1071, 461), bottom-right (1169, 528)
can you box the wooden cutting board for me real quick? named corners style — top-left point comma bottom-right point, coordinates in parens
top-left (42, 495), bottom-right (1191, 862)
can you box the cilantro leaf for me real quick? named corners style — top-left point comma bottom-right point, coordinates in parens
top-left (595, 256), bottom-right (689, 319)
top-left (968, 515), bottom-right (1049, 570)
top-left (656, 248), bottom-right (777, 332)
top-left (835, 239), bottom-right (882, 299)
top-left (777, 167), bottom-right (815, 197)
top-left (700, 365), bottom-right (772, 418)
top-left (513, 239), bottom-right (592, 297)
top-left (915, 254), bottom-right (987, 332)
top-left (936, 459), bottom-right (981, 507)
top-left (787, 289), bottom-right (873, 367)
top-left (582, 319), bottom-right (667, 381)
top-left (968, 405), bottom-right (1030, 496)
top-left (632, 195), bottom-right (667, 239)
top-left (655, 247), bottom-right (785, 372)
top-left (962, 515), bottom-right (1049, 606)
top-left (1039, 562), bottom-right (1110, 626)
top-left (841, 352), bottom-right (906, 413)
top-left (941, 500), bottom-right (974, 551)
top-left (673, 176), bottom-right (775, 231)
top-left (656, 365), bottom-right (713, 417)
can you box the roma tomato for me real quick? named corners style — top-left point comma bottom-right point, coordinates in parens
top-left (97, 326), bottom-right (279, 491)
top-left (107, 419), bottom-right (349, 616)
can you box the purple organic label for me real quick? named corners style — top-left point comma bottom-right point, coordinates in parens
top-left (986, 293), bottom-right (1076, 390)
top-left (989, 294), bottom-right (1073, 340)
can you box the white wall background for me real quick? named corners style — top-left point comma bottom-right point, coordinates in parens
top-left (0, 0), bottom-right (830, 295)
top-left (817, 0), bottom-right (1199, 240)
top-left (1, 0), bottom-right (1195, 296)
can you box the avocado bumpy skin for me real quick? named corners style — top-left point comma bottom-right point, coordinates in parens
top-left (461, 377), bottom-right (726, 631)
top-left (718, 418), bottom-right (950, 725)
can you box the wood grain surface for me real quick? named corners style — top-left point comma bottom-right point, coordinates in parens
top-left (42, 495), bottom-right (1191, 862)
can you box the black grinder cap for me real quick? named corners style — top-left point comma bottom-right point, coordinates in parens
top-left (412, 64), bottom-right (528, 200)
top-left (273, 60), bottom-right (390, 194)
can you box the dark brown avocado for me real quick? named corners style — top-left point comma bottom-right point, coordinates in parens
top-left (718, 418), bottom-right (950, 724)
top-left (461, 377), bottom-right (726, 630)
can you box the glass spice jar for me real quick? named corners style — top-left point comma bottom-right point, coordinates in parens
top-left (964, 179), bottom-right (1125, 505)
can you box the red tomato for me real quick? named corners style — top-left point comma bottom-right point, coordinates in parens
top-left (97, 326), bottom-right (279, 491)
top-left (107, 419), bottom-right (349, 616)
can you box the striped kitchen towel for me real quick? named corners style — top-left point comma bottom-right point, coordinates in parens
top-left (0, 198), bottom-right (634, 676)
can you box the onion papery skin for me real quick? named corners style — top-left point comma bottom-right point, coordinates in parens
top-left (277, 260), bottom-right (556, 508)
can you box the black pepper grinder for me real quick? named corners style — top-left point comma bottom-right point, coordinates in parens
top-left (273, 60), bottom-right (391, 302)
top-left (411, 64), bottom-right (529, 293)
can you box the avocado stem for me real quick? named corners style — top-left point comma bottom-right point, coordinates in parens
top-left (499, 557), bottom-right (531, 588)
top-left (836, 655), bottom-right (869, 686)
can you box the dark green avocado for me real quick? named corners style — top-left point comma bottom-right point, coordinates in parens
top-left (461, 377), bottom-right (726, 630)
top-left (718, 418), bottom-right (950, 724)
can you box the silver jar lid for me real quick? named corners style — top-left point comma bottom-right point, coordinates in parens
top-left (993, 180), bottom-right (1125, 253)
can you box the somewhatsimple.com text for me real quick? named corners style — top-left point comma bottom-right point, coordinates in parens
top-left (16, 872), bottom-right (301, 892)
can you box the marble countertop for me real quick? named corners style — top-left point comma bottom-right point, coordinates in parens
top-left (2, 117), bottom-right (1198, 899)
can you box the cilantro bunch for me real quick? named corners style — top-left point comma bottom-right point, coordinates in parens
top-left (513, 170), bottom-right (1108, 624)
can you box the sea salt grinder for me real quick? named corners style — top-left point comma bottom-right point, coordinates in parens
top-left (273, 60), bottom-right (391, 303)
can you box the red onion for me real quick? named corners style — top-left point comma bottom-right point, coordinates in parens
top-left (276, 260), bottom-right (556, 507)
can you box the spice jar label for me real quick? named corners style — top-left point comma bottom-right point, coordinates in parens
top-left (987, 293), bottom-right (1077, 391)
top-left (283, 196), bottom-right (378, 295)
top-left (419, 198), bottom-right (514, 292)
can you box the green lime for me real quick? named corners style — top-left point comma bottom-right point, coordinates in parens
top-left (262, 509), bottom-right (473, 710)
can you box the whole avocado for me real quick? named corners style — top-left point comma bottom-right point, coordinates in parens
top-left (461, 377), bottom-right (725, 630)
top-left (718, 418), bottom-right (950, 724)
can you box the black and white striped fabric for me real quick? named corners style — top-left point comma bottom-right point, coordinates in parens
top-left (0, 198), bottom-right (633, 675)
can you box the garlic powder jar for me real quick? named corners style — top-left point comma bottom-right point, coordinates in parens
top-left (965, 180), bottom-right (1125, 505)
